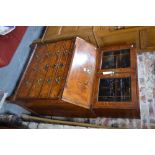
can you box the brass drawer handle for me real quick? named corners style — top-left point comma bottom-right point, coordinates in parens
top-left (44, 64), bottom-right (50, 71)
top-left (45, 52), bottom-right (54, 57)
top-left (59, 63), bottom-right (64, 68)
top-left (46, 78), bottom-right (52, 84)
top-left (55, 78), bottom-right (61, 84)
top-left (53, 64), bottom-right (64, 69)
top-left (25, 80), bottom-right (31, 86)
top-left (55, 77), bottom-right (65, 84)
top-left (37, 78), bottom-right (43, 85)
top-left (63, 50), bottom-right (71, 56)
top-left (53, 64), bottom-right (58, 69)
top-left (35, 54), bottom-right (39, 59)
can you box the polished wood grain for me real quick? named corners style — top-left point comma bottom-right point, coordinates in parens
top-left (92, 45), bottom-right (140, 118)
top-left (11, 37), bottom-right (97, 117)
top-left (62, 37), bottom-right (97, 109)
top-left (14, 98), bottom-right (96, 117)
top-left (11, 36), bottom-right (140, 118)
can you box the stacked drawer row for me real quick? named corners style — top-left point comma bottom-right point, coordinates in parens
top-left (16, 39), bottom-right (73, 99)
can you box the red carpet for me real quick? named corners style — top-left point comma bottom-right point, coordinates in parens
top-left (0, 26), bottom-right (28, 67)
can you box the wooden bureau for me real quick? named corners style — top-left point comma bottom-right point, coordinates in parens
top-left (11, 37), bottom-right (97, 117)
top-left (10, 36), bottom-right (140, 118)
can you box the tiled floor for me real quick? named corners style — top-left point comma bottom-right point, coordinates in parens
top-left (0, 26), bottom-right (44, 115)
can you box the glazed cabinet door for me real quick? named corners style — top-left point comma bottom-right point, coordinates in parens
top-left (93, 45), bottom-right (139, 113)
top-left (95, 73), bottom-right (137, 109)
